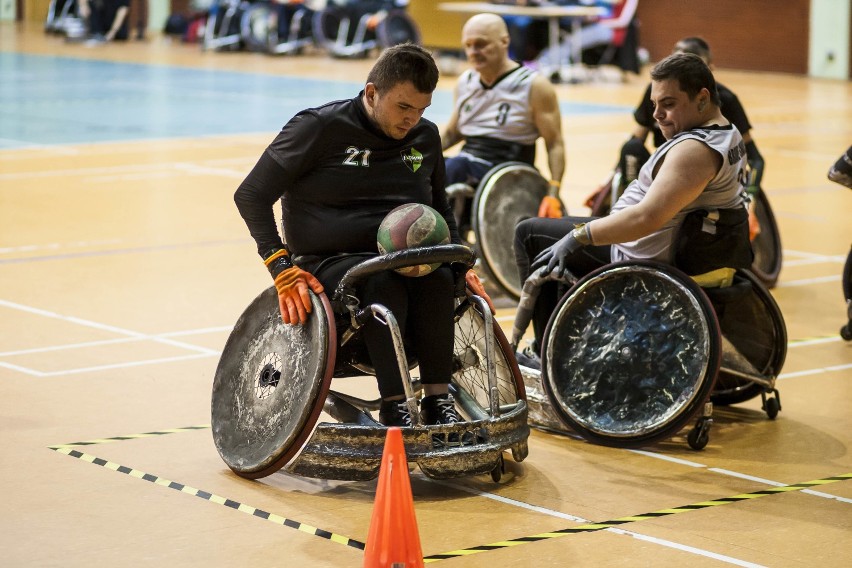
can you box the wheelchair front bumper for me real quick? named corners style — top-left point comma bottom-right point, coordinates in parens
top-left (284, 400), bottom-right (529, 481)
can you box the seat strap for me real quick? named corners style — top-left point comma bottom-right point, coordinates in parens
top-left (691, 267), bottom-right (736, 288)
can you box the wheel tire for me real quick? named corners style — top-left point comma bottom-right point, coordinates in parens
top-left (687, 425), bottom-right (709, 450)
top-left (541, 261), bottom-right (721, 449)
top-left (764, 396), bottom-right (780, 420)
top-left (749, 191), bottom-right (783, 288)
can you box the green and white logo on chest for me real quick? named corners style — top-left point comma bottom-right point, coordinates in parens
top-left (401, 147), bottom-right (423, 173)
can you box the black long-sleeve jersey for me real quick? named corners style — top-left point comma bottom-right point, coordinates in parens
top-left (634, 82), bottom-right (752, 149)
top-left (234, 93), bottom-right (459, 259)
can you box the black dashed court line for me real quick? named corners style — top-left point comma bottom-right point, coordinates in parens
top-left (47, 427), bottom-right (852, 563)
top-left (47, 424), bottom-right (211, 449)
top-left (50, 446), bottom-right (366, 551)
top-left (422, 473), bottom-right (852, 562)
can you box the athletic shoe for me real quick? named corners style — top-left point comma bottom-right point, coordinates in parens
top-left (421, 393), bottom-right (461, 425)
top-left (421, 393), bottom-right (472, 447)
top-left (515, 345), bottom-right (541, 370)
top-left (378, 399), bottom-right (413, 427)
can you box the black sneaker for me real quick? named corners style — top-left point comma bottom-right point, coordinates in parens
top-left (421, 393), bottom-right (461, 425)
top-left (379, 399), bottom-right (413, 427)
top-left (421, 393), bottom-right (471, 447)
top-left (515, 345), bottom-right (541, 370)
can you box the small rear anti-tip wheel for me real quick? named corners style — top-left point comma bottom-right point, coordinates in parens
top-left (490, 454), bottom-right (505, 483)
top-left (763, 394), bottom-right (780, 420)
top-left (841, 324), bottom-right (852, 341)
top-left (687, 418), bottom-right (711, 450)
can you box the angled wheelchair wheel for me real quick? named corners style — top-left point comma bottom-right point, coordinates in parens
top-left (211, 288), bottom-right (336, 479)
top-left (541, 261), bottom-right (721, 448)
top-left (376, 9), bottom-right (421, 47)
top-left (240, 3), bottom-right (274, 52)
top-left (311, 7), bottom-right (342, 51)
top-left (450, 299), bottom-right (525, 421)
top-left (842, 248), bottom-right (852, 341)
top-left (750, 191), bottom-right (783, 288)
top-left (472, 162), bottom-right (549, 300)
top-left (708, 270), bottom-right (787, 406)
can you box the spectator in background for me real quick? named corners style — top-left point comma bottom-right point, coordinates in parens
top-left (78, 0), bottom-right (130, 43)
top-left (535, 0), bottom-right (638, 67)
top-left (130, 0), bottom-right (147, 40)
top-left (499, 0), bottom-right (548, 63)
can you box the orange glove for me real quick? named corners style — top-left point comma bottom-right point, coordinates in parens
top-left (538, 195), bottom-right (563, 218)
top-left (273, 266), bottom-right (325, 325)
top-left (748, 205), bottom-right (761, 241)
top-left (264, 250), bottom-right (324, 325)
top-left (465, 270), bottom-right (495, 313)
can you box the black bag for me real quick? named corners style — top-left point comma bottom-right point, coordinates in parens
top-left (674, 207), bottom-right (753, 276)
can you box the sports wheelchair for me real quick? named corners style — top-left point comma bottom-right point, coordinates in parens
top-left (239, 0), bottom-right (316, 54)
top-left (211, 245), bottom-right (529, 482)
top-left (203, 0), bottom-right (247, 51)
top-left (45, 0), bottom-right (87, 39)
top-left (446, 162), bottom-right (566, 301)
top-left (512, 259), bottom-right (787, 451)
top-left (311, 0), bottom-right (421, 58)
top-left (587, 170), bottom-right (783, 289)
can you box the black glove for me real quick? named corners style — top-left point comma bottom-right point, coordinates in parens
top-left (530, 230), bottom-right (584, 279)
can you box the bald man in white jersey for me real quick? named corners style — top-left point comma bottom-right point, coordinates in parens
top-left (442, 13), bottom-right (567, 234)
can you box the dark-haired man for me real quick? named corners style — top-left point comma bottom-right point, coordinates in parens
top-left (616, 37), bottom-right (765, 237)
top-left (234, 44), bottom-right (491, 433)
top-left (514, 52), bottom-right (752, 367)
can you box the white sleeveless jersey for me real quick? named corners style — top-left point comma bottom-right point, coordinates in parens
top-left (611, 124), bottom-right (748, 263)
top-left (454, 66), bottom-right (540, 145)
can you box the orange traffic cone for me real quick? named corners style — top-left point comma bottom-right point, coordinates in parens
top-left (363, 427), bottom-right (424, 568)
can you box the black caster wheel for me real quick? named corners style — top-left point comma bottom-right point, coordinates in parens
top-left (764, 396), bottom-right (780, 419)
top-left (841, 324), bottom-right (852, 341)
top-left (490, 454), bottom-right (505, 483)
top-left (687, 419), bottom-right (710, 450)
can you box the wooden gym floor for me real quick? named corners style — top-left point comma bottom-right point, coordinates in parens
top-left (1, 22), bottom-right (851, 567)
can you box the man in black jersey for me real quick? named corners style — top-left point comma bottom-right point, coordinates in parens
top-left (234, 44), bottom-right (492, 434)
top-left (618, 37), bottom-right (765, 237)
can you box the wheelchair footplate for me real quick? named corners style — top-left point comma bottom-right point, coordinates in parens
top-left (285, 400), bottom-right (529, 481)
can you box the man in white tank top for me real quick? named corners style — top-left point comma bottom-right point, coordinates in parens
top-left (513, 52), bottom-right (751, 367)
top-left (442, 13), bottom-right (567, 233)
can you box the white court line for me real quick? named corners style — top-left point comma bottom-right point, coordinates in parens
top-left (435, 480), bottom-right (765, 568)
top-left (0, 325), bottom-right (234, 357)
top-left (0, 299), bottom-right (219, 356)
top-left (627, 450), bottom-right (852, 505)
top-left (788, 336), bottom-right (842, 348)
top-left (783, 256), bottom-right (847, 268)
top-left (784, 249), bottom-right (848, 260)
top-left (0, 159), bottom-right (255, 181)
top-left (0, 352), bottom-right (218, 377)
top-left (765, 275), bottom-right (840, 287)
top-left (778, 362), bottom-right (852, 380)
top-left (158, 326), bottom-right (234, 337)
top-left (0, 336), bottom-right (139, 357)
top-left (88, 162), bottom-right (248, 182)
top-left (709, 468), bottom-right (852, 504)
top-left (0, 239), bottom-right (122, 255)
top-left (628, 449), bottom-right (705, 468)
